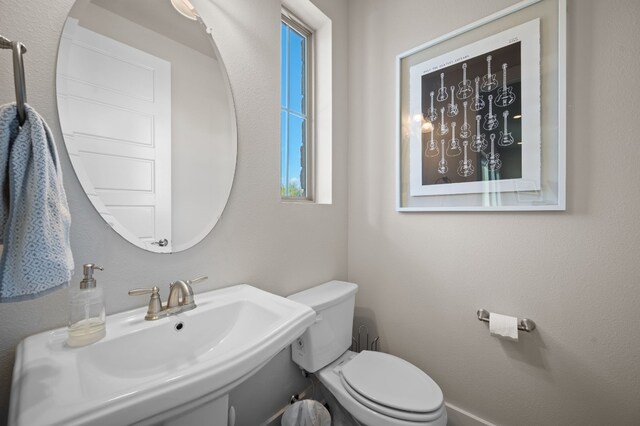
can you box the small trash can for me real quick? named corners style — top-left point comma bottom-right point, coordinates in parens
top-left (281, 400), bottom-right (331, 426)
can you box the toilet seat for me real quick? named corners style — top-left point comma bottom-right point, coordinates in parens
top-left (339, 373), bottom-right (444, 422)
top-left (317, 351), bottom-right (447, 426)
top-left (337, 351), bottom-right (444, 422)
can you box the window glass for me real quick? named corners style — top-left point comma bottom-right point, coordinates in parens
top-left (281, 17), bottom-right (311, 199)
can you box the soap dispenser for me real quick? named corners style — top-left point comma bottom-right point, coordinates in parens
top-left (67, 263), bottom-right (106, 347)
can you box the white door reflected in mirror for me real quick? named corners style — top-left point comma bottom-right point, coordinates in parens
top-left (57, 0), bottom-right (237, 253)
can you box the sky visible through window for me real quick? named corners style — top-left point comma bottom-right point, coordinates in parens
top-left (281, 21), bottom-right (307, 198)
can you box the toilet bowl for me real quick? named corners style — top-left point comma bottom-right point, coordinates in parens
top-left (318, 351), bottom-right (447, 426)
top-left (288, 281), bottom-right (447, 426)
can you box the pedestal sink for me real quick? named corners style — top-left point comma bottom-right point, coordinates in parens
top-left (9, 284), bottom-right (315, 426)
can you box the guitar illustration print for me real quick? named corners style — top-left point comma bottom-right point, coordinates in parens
top-left (447, 122), bottom-right (462, 157)
top-left (446, 86), bottom-right (459, 117)
top-left (483, 95), bottom-right (499, 131)
top-left (438, 140), bottom-right (448, 174)
top-left (456, 63), bottom-right (473, 99)
top-left (486, 134), bottom-right (502, 172)
top-left (494, 63), bottom-right (516, 107)
top-left (437, 107), bottom-right (449, 136)
top-left (459, 101), bottom-right (471, 138)
top-left (436, 72), bottom-right (448, 102)
top-left (425, 127), bottom-right (439, 158)
top-left (470, 77), bottom-right (485, 111)
top-left (470, 114), bottom-right (487, 152)
top-left (498, 110), bottom-right (514, 146)
top-left (457, 140), bottom-right (474, 177)
top-left (481, 55), bottom-right (499, 92)
top-left (425, 91), bottom-right (438, 122)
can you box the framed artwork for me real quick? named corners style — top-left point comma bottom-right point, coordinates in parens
top-left (396, 0), bottom-right (566, 211)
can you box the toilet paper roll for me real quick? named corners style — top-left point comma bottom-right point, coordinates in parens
top-left (489, 312), bottom-right (519, 341)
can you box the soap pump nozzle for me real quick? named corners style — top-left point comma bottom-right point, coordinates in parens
top-left (80, 264), bottom-right (104, 289)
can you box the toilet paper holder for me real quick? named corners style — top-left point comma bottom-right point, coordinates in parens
top-left (477, 309), bottom-right (536, 332)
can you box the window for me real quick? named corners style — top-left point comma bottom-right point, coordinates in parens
top-left (281, 12), bottom-right (313, 200)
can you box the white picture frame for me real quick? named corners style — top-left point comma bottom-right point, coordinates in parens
top-left (396, 0), bottom-right (566, 211)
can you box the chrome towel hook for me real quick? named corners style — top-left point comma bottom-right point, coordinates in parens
top-left (1, 35), bottom-right (28, 126)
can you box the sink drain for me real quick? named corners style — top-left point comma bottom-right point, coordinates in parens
top-left (174, 321), bottom-right (184, 331)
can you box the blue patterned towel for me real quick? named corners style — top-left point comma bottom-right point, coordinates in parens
top-left (0, 103), bottom-right (74, 302)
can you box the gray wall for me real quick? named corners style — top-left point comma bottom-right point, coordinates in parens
top-left (347, 1), bottom-right (640, 425)
top-left (0, 0), bottom-right (349, 423)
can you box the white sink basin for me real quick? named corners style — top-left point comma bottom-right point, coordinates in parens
top-left (9, 284), bottom-right (315, 426)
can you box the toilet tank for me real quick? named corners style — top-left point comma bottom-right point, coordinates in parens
top-left (287, 281), bottom-right (358, 373)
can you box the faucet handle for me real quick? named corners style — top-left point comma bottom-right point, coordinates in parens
top-left (128, 286), bottom-right (163, 320)
top-left (186, 276), bottom-right (208, 285)
top-left (128, 286), bottom-right (159, 296)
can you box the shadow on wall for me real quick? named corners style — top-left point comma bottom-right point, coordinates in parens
top-left (480, 329), bottom-right (631, 425)
top-left (495, 324), bottom-right (549, 370)
top-left (524, 332), bottom-right (631, 425)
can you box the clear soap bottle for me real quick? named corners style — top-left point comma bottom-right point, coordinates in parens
top-left (67, 263), bottom-right (106, 347)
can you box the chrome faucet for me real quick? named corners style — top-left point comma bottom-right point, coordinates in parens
top-left (129, 276), bottom-right (208, 320)
top-left (167, 280), bottom-right (194, 309)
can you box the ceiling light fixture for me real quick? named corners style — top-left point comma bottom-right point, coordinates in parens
top-left (170, 0), bottom-right (198, 20)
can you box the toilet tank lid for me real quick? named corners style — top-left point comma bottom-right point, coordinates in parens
top-left (287, 281), bottom-right (358, 311)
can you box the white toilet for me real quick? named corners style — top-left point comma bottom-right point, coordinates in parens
top-left (288, 281), bottom-right (447, 426)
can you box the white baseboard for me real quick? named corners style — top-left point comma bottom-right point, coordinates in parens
top-left (445, 402), bottom-right (497, 426)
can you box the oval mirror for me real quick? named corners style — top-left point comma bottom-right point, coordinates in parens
top-left (56, 0), bottom-right (237, 253)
